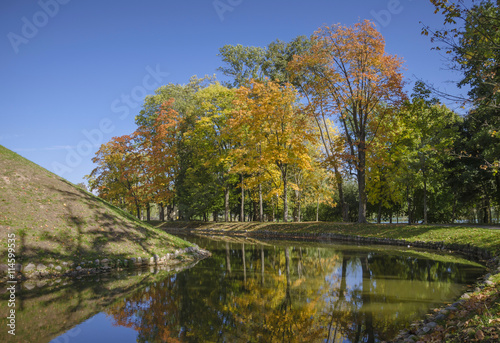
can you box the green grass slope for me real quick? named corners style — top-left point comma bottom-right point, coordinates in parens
top-left (158, 221), bottom-right (500, 256)
top-left (0, 145), bottom-right (191, 267)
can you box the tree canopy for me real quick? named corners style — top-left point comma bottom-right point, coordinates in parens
top-left (87, 14), bottom-right (499, 225)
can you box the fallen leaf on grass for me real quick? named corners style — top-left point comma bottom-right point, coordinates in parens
top-left (476, 330), bottom-right (485, 340)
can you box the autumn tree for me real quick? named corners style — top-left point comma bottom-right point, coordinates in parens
top-left (218, 38), bottom-right (317, 222)
top-left (289, 20), bottom-right (406, 223)
top-left (134, 99), bottom-right (181, 221)
top-left (231, 80), bottom-right (317, 222)
top-left (183, 83), bottom-right (238, 221)
top-left (135, 76), bottom-right (216, 220)
top-left (301, 159), bottom-right (337, 222)
top-left (87, 135), bottom-right (146, 219)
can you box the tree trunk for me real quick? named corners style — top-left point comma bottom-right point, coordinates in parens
top-left (407, 186), bottom-right (413, 224)
top-left (334, 166), bottom-right (348, 222)
top-left (146, 203), bottom-right (150, 222)
top-left (357, 145), bottom-right (367, 223)
top-left (483, 196), bottom-right (491, 224)
top-left (295, 189), bottom-right (301, 222)
top-left (240, 175), bottom-right (245, 222)
top-left (272, 197), bottom-right (276, 222)
top-left (158, 203), bottom-right (165, 222)
top-left (167, 204), bottom-right (173, 221)
top-left (451, 196), bottom-right (457, 224)
top-left (135, 204), bottom-right (141, 220)
top-left (224, 186), bottom-right (229, 222)
top-left (423, 177), bottom-right (428, 225)
top-left (377, 202), bottom-right (382, 224)
top-left (283, 168), bottom-right (288, 222)
top-left (316, 197), bottom-right (320, 222)
top-left (252, 201), bottom-right (258, 221)
top-left (259, 183), bottom-right (263, 222)
top-left (293, 191), bottom-right (298, 222)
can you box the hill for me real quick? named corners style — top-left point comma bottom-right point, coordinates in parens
top-left (0, 145), bottom-right (193, 270)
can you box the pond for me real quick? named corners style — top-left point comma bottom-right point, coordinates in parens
top-left (1, 234), bottom-right (485, 343)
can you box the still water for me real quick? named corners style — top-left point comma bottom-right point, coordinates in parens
top-left (1, 235), bottom-right (485, 342)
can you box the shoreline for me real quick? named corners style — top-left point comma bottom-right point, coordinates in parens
top-left (163, 226), bottom-right (494, 262)
top-left (0, 246), bottom-right (211, 285)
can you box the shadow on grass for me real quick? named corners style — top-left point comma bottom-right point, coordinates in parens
top-left (14, 182), bottom-right (190, 266)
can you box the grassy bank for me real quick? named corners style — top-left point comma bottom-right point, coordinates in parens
top-left (157, 221), bottom-right (500, 256)
top-left (157, 220), bottom-right (500, 342)
top-left (0, 145), bottom-right (194, 273)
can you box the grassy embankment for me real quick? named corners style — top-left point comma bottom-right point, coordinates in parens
top-left (157, 220), bottom-right (500, 342)
top-left (0, 144), bottom-right (193, 272)
top-left (158, 221), bottom-right (500, 256)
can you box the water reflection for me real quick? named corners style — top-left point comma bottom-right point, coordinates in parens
top-left (2, 236), bottom-right (484, 343)
top-left (103, 236), bottom-right (483, 342)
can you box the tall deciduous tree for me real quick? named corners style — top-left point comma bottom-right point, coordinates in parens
top-left (135, 99), bottom-right (181, 221)
top-left (217, 45), bottom-right (266, 88)
top-left (424, 0), bottom-right (500, 109)
top-left (87, 135), bottom-right (145, 219)
top-left (365, 105), bottom-right (408, 223)
top-left (135, 76), bottom-right (215, 219)
top-left (185, 83), bottom-right (238, 221)
top-left (289, 20), bottom-right (406, 223)
top-left (231, 80), bottom-right (317, 222)
top-left (401, 99), bottom-right (460, 223)
top-left (425, 0), bottom-right (500, 213)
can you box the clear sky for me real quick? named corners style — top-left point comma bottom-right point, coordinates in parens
top-left (0, 0), bottom-right (466, 185)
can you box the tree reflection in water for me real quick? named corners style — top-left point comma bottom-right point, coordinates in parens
top-left (105, 236), bottom-right (484, 342)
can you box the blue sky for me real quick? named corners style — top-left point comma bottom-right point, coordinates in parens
top-left (0, 0), bottom-right (467, 185)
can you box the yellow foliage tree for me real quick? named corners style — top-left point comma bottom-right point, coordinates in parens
top-left (230, 80), bottom-right (317, 222)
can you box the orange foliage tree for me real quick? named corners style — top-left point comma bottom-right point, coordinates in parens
top-left (289, 20), bottom-right (406, 223)
top-left (87, 135), bottom-right (146, 219)
top-left (134, 99), bottom-right (181, 221)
